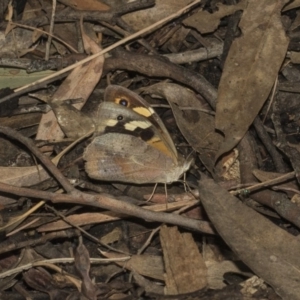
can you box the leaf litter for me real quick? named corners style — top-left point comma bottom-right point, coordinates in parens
top-left (0, 0), bottom-right (299, 299)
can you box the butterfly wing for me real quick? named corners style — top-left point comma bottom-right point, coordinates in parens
top-left (84, 133), bottom-right (185, 184)
top-left (104, 85), bottom-right (178, 159)
top-left (94, 101), bottom-right (177, 162)
top-left (84, 86), bottom-right (192, 184)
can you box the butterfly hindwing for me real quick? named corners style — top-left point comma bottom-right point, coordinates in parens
top-left (84, 133), bottom-right (182, 184)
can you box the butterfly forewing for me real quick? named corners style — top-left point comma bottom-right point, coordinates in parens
top-left (104, 85), bottom-right (178, 159)
top-left (95, 101), bottom-right (177, 162)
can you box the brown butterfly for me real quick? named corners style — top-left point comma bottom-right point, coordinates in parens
top-left (83, 85), bottom-right (192, 184)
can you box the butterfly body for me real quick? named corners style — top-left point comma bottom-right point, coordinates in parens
top-left (83, 85), bottom-right (192, 184)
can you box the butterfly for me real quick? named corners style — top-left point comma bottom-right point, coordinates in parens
top-left (83, 85), bottom-right (192, 184)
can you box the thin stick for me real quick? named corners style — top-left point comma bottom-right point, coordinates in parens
top-left (45, 0), bottom-right (57, 60)
top-left (0, 256), bottom-right (130, 279)
top-left (232, 171), bottom-right (296, 196)
top-left (14, 0), bottom-right (201, 94)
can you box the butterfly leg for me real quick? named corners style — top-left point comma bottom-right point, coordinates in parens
top-left (146, 183), bottom-right (158, 202)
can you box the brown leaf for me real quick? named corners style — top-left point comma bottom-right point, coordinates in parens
top-left (23, 268), bottom-right (69, 300)
top-left (1, 248), bottom-right (44, 291)
top-left (0, 165), bottom-right (50, 187)
top-left (102, 251), bottom-right (164, 281)
top-left (160, 225), bottom-right (207, 295)
top-left (75, 240), bottom-right (98, 300)
top-left (215, 0), bottom-right (289, 160)
top-left (198, 176), bottom-right (300, 300)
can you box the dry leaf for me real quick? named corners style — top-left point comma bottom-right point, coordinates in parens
top-left (283, 0), bottom-right (300, 11)
top-left (102, 251), bottom-right (164, 281)
top-left (183, 0), bottom-right (247, 34)
top-left (160, 225), bottom-right (207, 295)
top-left (0, 248), bottom-right (44, 291)
top-left (215, 0), bottom-right (289, 160)
top-left (0, 165), bottom-right (50, 187)
top-left (75, 240), bottom-right (98, 300)
top-left (198, 176), bottom-right (300, 300)
top-left (100, 227), bottom-right (122, 245)
top-left (23, 268), bottom-right (70, 299)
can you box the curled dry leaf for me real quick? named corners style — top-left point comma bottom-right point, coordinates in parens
top-left (3, 248), bottom-right (44, 290)
top-left (215, 0), bottom-right (289, 160)
top-left (75, 241), bottom-right (98, 300)
top-left (143, 82), bottom-right (223, 174)
top-left (23, 268), bottom-right (70, 299)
